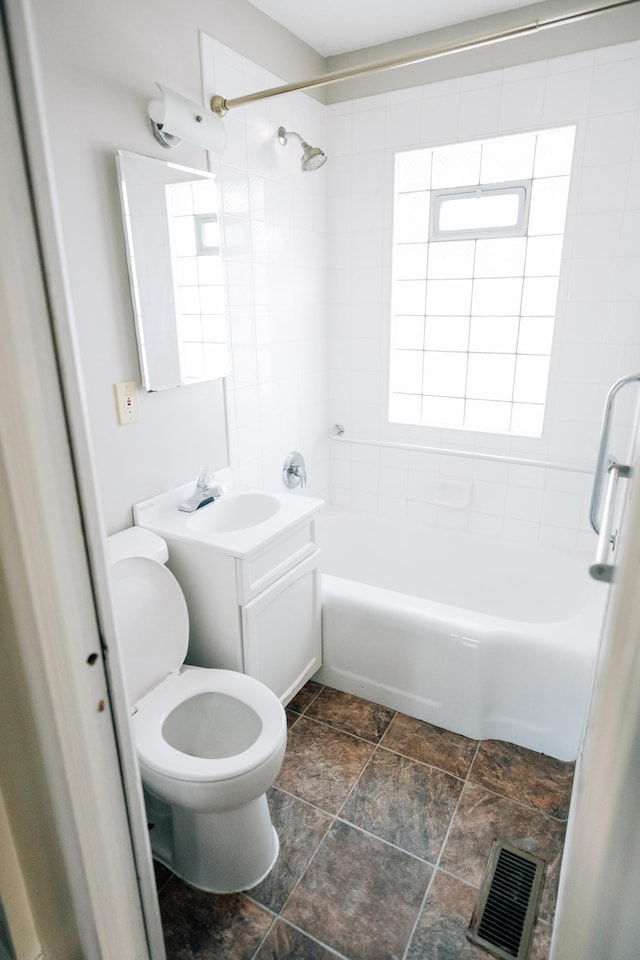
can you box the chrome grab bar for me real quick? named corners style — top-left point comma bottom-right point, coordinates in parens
top-left (589, 461), bottom-right (632, 583)
top-left (589, 372), bottom-right (640, 534)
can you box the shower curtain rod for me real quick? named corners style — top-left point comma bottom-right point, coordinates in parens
top-left (211, 0), bottom-right (637, 116)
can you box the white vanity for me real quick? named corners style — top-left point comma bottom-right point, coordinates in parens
top-left (133, 484), bottom-right (323, 704)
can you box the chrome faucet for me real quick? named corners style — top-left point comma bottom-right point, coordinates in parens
top-left (178, 468), bottom-right (224, 512)
top-left (283, 451), bottom-right (307, 489)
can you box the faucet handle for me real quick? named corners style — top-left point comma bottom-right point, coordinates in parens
top-left (283, 451), bottom-right (307, 489)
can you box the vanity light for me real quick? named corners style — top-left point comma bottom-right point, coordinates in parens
top-left (147, 83), bottom-right (226, 153)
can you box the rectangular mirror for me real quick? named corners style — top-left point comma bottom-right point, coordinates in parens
top-left (116, 150), bottom-right (229, 391)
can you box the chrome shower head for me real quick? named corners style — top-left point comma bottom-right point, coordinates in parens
top-left (277, 126), bottom-right (327, 172)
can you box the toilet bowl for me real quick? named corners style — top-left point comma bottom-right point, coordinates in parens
top-left (108, 527), bottom-right (287, 893)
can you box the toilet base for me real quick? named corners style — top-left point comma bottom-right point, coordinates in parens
top-left (148, 791), bottom-right (280, 893)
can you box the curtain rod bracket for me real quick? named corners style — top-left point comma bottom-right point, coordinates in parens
top-left (211, 95), bottom-right (228, 117)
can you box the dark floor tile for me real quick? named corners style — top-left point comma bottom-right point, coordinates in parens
top-left (154, 858), bottom-right (173, 893)
top-left (283, 820), bottom-right (432, 960)
top-left (275, 717), bottom-right (374, 813)
top-left (381, 713), bottom-right (478, 779)
top-left (249, 788), bottom-right (332, 912)
top-left (340, 747), bottom-right (462, 862)
top-left (285, 710), bottom-right (300, 729)
top-left (159, 879), bottom-right (272, 960)
top-left (439, 782), bottom-right (566, 924)
top-left (405, 871), bottom-right (485, 960)
top-left (287, 680), bottom-right (324, 715)
top-left (255, 920), bottom-right (341, 959)
top-left (306, 687), bottom-right (395, 743)
top-left (469, 740), bottom-right (574, 819)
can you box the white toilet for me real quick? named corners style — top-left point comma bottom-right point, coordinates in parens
top-left (107, 527), bottom-right (287, 894)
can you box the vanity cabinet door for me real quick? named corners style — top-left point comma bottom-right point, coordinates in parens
top-left (241, 550), bottom-right (321, 703)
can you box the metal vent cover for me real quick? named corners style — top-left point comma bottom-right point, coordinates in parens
top-left (467, 841), bottom-right (546, 960)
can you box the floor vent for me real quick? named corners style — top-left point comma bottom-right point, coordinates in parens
top-left (467, 841), bottom-right (546, 960)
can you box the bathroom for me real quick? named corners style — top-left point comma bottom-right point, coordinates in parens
top-left (2, 0), bottom-right (640, 957)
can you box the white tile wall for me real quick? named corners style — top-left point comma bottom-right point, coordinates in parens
top-left (327, 39), bottom-right (640, 550)
top-left (201, 38), bottom-right (330, 499)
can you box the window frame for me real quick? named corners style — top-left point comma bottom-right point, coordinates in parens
top-left (429, 180), bottom-right (532, 241)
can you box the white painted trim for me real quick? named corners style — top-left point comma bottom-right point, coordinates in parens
top-left (551, 450), bottom-right (640, 957)
top-left (1, 2), bottom-right (162, 957)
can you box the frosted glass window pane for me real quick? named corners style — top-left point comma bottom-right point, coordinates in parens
top-left (422, 396), bottom-right (465, 427)
top-left (426, 279), bottom-right (472, 315)
top-left (521, 277), bottom-right (559, 316)
top-left (390, 350), bottom-right (424, 393)
top-left (394, 280), bottom-right (427, 314)
top-left (480, 134), bottom-right (535, 182)
top-left (524, 236), bottom-right (563, 276)
top-left (176, 257), bottom-right (198, 285)
top-left (389, 392), bottom-right (422, 422)
top-left (197, 255), bottom-right (224, 285)
top-left (423, 351), bottom-right (467, 396)
top-left (472, 278), bottom-right (523, 315)
top-left (425, 316), bottom-right (470, 350)
top-left (397, 150), bottom-right (432, 191)
top-left (395, 193), bottom-right (430, 242)
top-left (465, 399), bottom-right (512, 432)
top-left (534, 127), bottom-right (576, 178)
top-left (511, 403), bottom-right (545, 437)
top-left (393, 315), bottom-right (425, 349)
top-left (180, 315), bottom-right (202, 341)
top-left (191, 179), bottom-right (218, 214)
top-left (172, 217), bottom-right (197, 256)
top-left (475, 237), bottom-right (526, 277)
top-left (439, 192), bottom-right (521, 232)
top-left (467, 353), bottom-right (516, 400)
top-left (395, 244), bottom-right (428, 279)
top-left (167, 183), bottom-right (194, 215)
top-left (513, 355), bottom-right (550, 404)
top-left (202, 315), bottom-right (227, 342)
top-left (528, 177), bottom-right (570, 235)
top-left (199, 286), bottom-right (226, 314)
top-left (176, 286), bottom-right (200, 314)
top-left (518, 316), bottom-right (554, 354)
top-left (428, 241), bottom-right (475, 278)
top-left (469, 316), bottom-right (519, 352)
top-left (431, 142), bottom-right (482, 189)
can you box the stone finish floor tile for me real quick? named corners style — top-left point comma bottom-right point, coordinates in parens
top-left (469, 740), bottom-right (574, 819)
top-left (287, 680), bottom-right (324, 715)
top-left (406, 871), bottom-right (553, 960)
top-left (406, 871), bottom-right (487, 960)
top-left (381, 713), bottom-right (479, 779)
top-left (249, 788), bottom-right (332, 912)
top-left (159, 880), bottom-right (272, 960)
top-left (157, 687), bottom-right (571, 960)
top-left (340, 747), bottom-right (463, 862)
top-left (255, 920), bottom-right (342, 960)
top-left (305, 686), bottom-right (396, 743)
top-left (439, 782), bottom-right (566, 924)
top-left (283, 819), bottom-right (432, 960)
top-left (274, 716), bottom-right (373, 814)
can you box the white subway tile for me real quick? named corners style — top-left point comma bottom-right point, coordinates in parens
top-left (407, 500), bottom-right (438, 525)
top-left (502, 518), bottom-right (540, 543)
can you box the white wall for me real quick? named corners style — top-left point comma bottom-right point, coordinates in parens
top-left (29, 0), bottom-right (324, 532)
top-left (327, 39), bottom-right (640, 550)
top-left (202, 38), bottom-right (330, 498)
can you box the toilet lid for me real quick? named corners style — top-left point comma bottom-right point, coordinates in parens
top-left (111, 557), bottom-right (189, 705)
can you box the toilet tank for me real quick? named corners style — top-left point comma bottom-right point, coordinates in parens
top-left (107, 526), bottom-right (169, 565)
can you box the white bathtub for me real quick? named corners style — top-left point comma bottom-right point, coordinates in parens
top-left (314, 507), bottom-right (607, 761)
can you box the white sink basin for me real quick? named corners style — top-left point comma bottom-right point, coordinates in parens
top-left (133, 482), bottom-right (324, 558)
top-left (186, 493), bottom-right (280, 534)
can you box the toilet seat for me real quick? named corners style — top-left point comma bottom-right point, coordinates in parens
top-left (132, 666), bottom-right (286, 783)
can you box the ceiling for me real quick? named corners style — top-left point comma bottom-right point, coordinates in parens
top-left (246, 0), bottom-right (537, 56)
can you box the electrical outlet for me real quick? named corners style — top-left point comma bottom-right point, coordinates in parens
top-left (114, 380), bottom-right (140, 425)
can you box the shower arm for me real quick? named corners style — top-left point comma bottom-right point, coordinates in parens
top-left (210, 0), bottom-right (638, 116)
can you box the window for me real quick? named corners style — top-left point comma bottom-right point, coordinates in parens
top-left (389, 127), bottom-right (575, 437)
